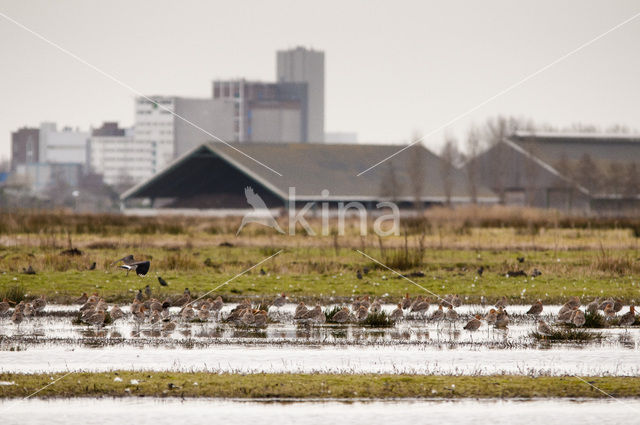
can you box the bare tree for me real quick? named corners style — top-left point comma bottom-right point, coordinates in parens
top-left (604, 162), bottom-right (626, 195)
top-left (574, 153), bottom-right (601, 194)
top-left (440, 133), bottom-right (460, 207)
top-left (465, 126), bottom-right (480, 204)
top-left (379, 162), bottom-right (399, 202)
top-left (408, 134), bottom-right (425, 212)
top-left (623, 162), bottom-right (640, 197)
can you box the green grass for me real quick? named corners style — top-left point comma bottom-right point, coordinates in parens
top-left (0, 284), bottom-right (25, 303)
top-left (1, 372), bottom-right (639, 399)
top-left (362, 311), bottom-right (393, 327)
top-left (1, 233), bottom-right (640, 305)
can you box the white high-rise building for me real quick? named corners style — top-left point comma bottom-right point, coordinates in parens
top-left (134, 96), bottom-right (236, 161)
top-left (38, 122), bottom-right (89, 167)
top-left (89, 122), bottom-right (158, 186)
top-left (277, 47), bottom-right (325, 143)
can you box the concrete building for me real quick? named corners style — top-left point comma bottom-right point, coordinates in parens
top-left (13, 162), bottom-right (83, 193)
top-left (134, 96), bottom-right (236, 160)
top-left (277, 47), bottom-right (325, 142)
top-left (11, 127), bottom-right (40, 171)
top-left (121, 142), bottom-right (498, 211)
top-left (465, 131), bottom-right (640, 215)
top-left (89, 122), bottom-right (157, 186)
top-left (325, 132), bottom-right (358, 144)
top-left (212, 79), bottom-right (307, 142)
top-left (38, 122), bottom-right (89, 168)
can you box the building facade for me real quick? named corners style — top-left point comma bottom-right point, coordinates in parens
top-left (212, 79), bottom-right (307, 143)
top-left (277, 47), bottom-right (325, 142)
top-left (89, 122), bottom-right (158, 186)
top-left (134, 96), bottom-right (236, 160)
top-left (11, 127), bottom-right (40, 171)
top-left (38, 122), bottom-right (89, 168)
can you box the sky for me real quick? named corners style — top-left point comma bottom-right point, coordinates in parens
top-left (1, 0), bottom-right (639, 161)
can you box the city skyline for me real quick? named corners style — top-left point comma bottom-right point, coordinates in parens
top-left (1, 0), bottom-right (640, 162)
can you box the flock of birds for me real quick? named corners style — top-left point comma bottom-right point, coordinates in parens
top-left (2, 289), bottom-right (637, 337)
top-left (1, 254), bottom-right (637, 336)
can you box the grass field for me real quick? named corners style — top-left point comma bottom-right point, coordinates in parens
top-left (1, 215), bottom-right (640, 304)
top-left (0, 372), bottom-right (637, 399)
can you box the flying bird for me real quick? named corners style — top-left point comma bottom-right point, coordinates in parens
top-left (110, 255), bottom-right (150, 277)
top-left (236, 186), bottom-right (285, 235)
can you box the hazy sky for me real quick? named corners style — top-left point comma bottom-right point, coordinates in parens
top-left (1, 0), bottom-right (639, 161)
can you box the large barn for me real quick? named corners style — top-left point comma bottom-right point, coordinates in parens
top-left (121, 142), bottom-right (498, 213)
top-left (466, 131), bottom-right (640, 215)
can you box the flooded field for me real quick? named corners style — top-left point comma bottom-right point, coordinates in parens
top-left (1, 304), bottom-right (639, 376)
top-left (3, 398), bottom-right (640, 425)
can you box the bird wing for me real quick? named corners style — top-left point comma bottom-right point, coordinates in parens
top-left (244, 186), bottom-right (268, 209)
top-left (132, 261), bottom-right (150, 276)
top-left (111, 255), bottom-right (134, 266)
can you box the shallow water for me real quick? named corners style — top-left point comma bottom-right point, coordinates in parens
top-left (1, 304), bottom-right (638, 375)
top-left (2, 398), bottom-right (640, 425)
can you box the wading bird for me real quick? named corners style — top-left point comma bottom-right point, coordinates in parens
top-left (526, 300), bottom-right (543, 316)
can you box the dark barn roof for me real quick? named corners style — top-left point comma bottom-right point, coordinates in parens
top-left (122, 142), bottom-right (497, 206)
top-left (510, 131), bottom-right (640, 170)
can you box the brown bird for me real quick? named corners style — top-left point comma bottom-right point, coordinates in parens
top-left (411, 296), bottom-right (429, 314)
top-left (537, 319), bottom-right (553, 336)
top-left (571, 309), bottom-right (586, 327)
top-left (0, 298), bottom-right (13, 316)
top-left (586, 298), bottom-right (600, 314)
top-left (370, 299), bottom-right (382, 313)
top-left (484, 308), bottom-right (498, 326)
top-left (445, 306), bottom-right (458, 323)
top-left (613, 299), bottom-right (624, 313)
top-left (272, 293), bottom-right (287, 308)
top-left (430, 305), bottom-right (444, 322)
top-left (294, 302), bottom-right (309, 320)
top-left (11, 310), bottom-right (24, 325)
top-left (355, 305), bottom-right (369, 321)
top-left (451, 294), bottom-right (462, 308)
top-left (162, 319), bottom-right (176, 332)
top-left (253, 310), bottom-right (268, 327)
top-left (463, 314), bottom-right (482, 331)
top-left (332, 307), bottom-right (351, 323)
top-left (401, 293), bottom-right (412, 310)
top-left (619, 305), bottom-right (636, 328)
top-left (390, 303), bottom-right (403, 322)
top-left (74, 293), bottom-right (88, 304)
top-left (526, 300), bottom-right (543, 316)
top-left (494, 307), bottom-right (509, 329)
top-left (110, 306), bottom-right (124, 321)
top-left (85, 310), bottom-right (106, 327)
top-left (172, 289), bottom-right (191, 307)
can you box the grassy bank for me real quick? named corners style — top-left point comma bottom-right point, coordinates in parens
top-left (1, 245), bottom-right (639, 304)
top-left (1, 372), bottom-right (639, 399)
